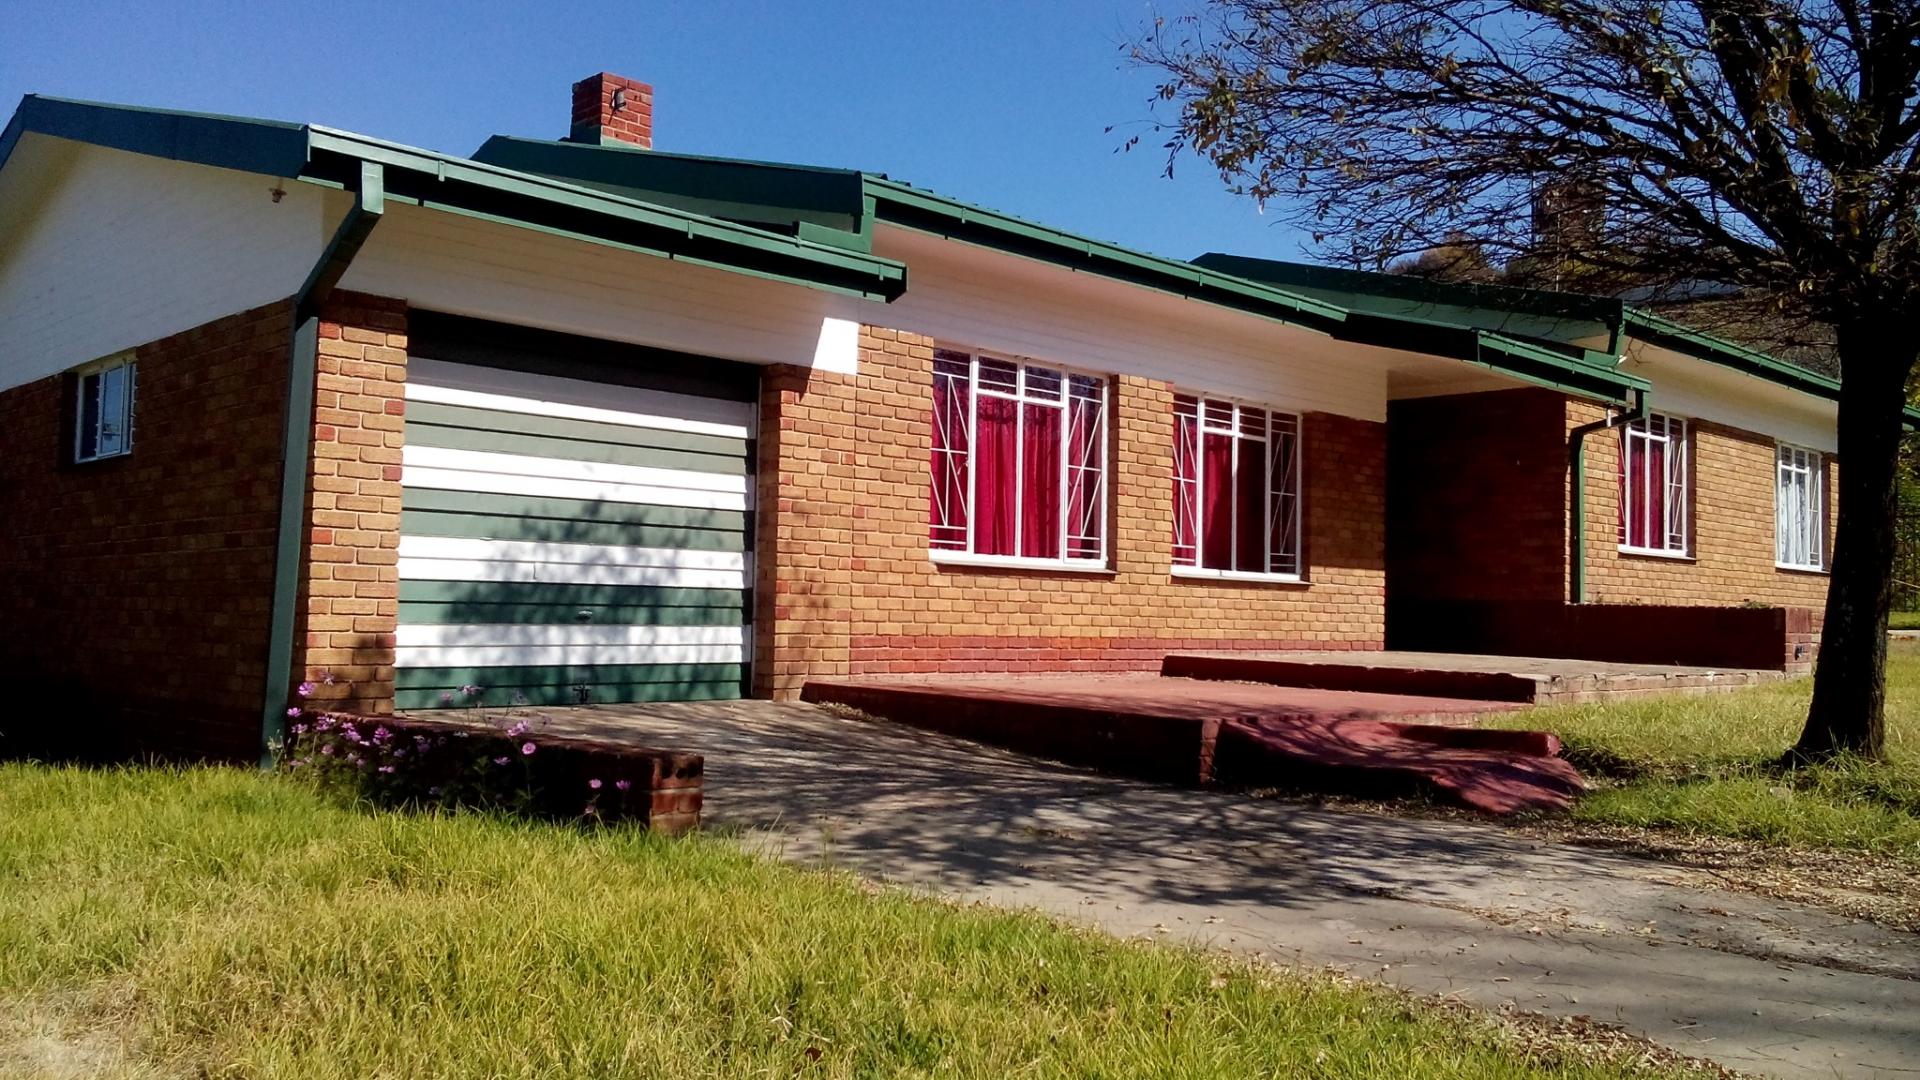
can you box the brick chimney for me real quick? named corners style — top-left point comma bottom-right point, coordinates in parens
top-left (569, 72), bottom-right (653, 148)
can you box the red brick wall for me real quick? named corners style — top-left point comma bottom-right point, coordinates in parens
top-left (293, 293), bottom-right (408, 715)
top-left (754, 326), bottom-right (1388, 694)
top-left (1387, 388), bottom-right (1568, 607)
top-left (0, 302), bottom-right (292, 759)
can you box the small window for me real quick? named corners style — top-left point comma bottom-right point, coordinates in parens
top-left (1171, 393), bottom-right (1303, 579)
top-left (74, 355), bottom-right (136, 463)
top-left (928, 348), bottom-right (1108, 565)
top-left (1619, 412), bottom-right (1687, 555)
top-left (1776, 444), bottom-right (1825, 570)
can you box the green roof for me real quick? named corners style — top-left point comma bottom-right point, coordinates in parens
top-left (1193, 253), bottom-right (1919, 426)
top-left (0, 96), bottom-right (908, 302)
top-left (464, 138), bottom-right (1645, 404)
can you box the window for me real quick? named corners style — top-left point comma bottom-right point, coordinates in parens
top-left (73, 355), bottom-right (136, 463)
top-left (1776, 444), bottom-right (1826, 570)
top-left (1171, 393), bottom-right (1302, 578)
top-left (1619, 412), bottom-right (1687, 555)
top-left (929, 349), bottom-right (1107, 565)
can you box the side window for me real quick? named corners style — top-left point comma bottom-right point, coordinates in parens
top-left (74, 355), bottom-right (137, 463)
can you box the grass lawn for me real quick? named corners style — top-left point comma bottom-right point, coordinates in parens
top-left (0, 766), bottom-right (1708, 1079)
top-left (1490, 643), bottom-right (1919, 862)
top-left (1888, 610), bottom-right (1920, 630)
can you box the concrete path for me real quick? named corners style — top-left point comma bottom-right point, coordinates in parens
top-left (529, 701), bottom-right (1920, 1079)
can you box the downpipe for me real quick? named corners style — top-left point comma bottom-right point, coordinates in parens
top-left (1567, 388), bottom-right (1648, 605)
top-left (259, 161), bottom-right (386, 765)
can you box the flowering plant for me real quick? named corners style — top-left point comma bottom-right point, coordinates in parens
top-left (277, 680), bottom-right (648, 822)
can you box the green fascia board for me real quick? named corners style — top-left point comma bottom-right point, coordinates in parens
top-left (0, 95), bottom-right (906, 303)
top-left (0, 94), bottom-right (311, 180)
top-left (1340, 310), bottom-right (1645, 404)
top-left (1192, 252), bottom-right (1623, 353)
top-left (861, 174), bottom-right (1352, 329)
top-left (304, 127), bottom-right (905, 301)
top-left (471, 135), bottom-right (869, 239)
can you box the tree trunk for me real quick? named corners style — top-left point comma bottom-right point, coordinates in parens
top-left (1795, 321), bottom-right (1916, 761)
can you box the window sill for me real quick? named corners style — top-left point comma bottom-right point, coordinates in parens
top-left (1171, 566), bottom-right (1305, 586)
top-left (1776, 562), bottom-right (1829, 576)
top-left (1617, 545), bottom-right (1694, 562)
top-left (928, 550), bottom-right (1115, 575)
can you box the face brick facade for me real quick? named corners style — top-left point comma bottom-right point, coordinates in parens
top-left (752, 325), bottom-right (1388, 696)
top-left (0, 302), bottom-right (293, 758)
top-left (293, 293), bottom-right (410, 716)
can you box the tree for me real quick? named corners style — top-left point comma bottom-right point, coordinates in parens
top-left (1133, 0), bottom-right (1920, 760)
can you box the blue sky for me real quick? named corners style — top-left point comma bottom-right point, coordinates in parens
top-left (1, 0), bottom-right (1315, 262)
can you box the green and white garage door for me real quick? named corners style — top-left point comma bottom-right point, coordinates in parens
top-left (395, 328), bottom-right (755, 710)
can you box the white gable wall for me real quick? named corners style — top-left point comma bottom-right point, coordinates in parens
top-left (0, 138), bottom-right (329, 392)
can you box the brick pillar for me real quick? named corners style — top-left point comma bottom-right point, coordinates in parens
top-left (754, 362), bottom-right (862, 698)
top-left (1111, 374), bottom-right (1176, 579)
top-left (293, 292), bottom-right (408, 713)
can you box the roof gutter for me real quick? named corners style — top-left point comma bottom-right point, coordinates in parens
top-left (259, 159), bottom-right (385, 765)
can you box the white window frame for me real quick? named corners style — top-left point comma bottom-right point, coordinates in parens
top-left (1171, 392), bottom-right (1304, 583)
top-left (73, 353), bottom-right (137, 464)
top-left (1775, 443), bottom-right (1827, 572)
top-left (1619, 412), bottom-right (1689, 558)
top-left (928, 348), bottom-right (1110, 570)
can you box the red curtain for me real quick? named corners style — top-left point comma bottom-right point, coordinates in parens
top-left (1200, 431), bottom-right (1235, 569)
top-left (1645, 438), bottom-right (1667, 547)
top-left (1021, 402), bottom-right (1061, 558)
top-left (1067, 395), bottom-right (1103, 559)
top-left (974, 395), bottom-right (1018, 556)
top-left (1234, 436), bottom-right (1265, 572)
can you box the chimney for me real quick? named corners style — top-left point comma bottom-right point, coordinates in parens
top-left (569, 72), bottom-right (653, 148)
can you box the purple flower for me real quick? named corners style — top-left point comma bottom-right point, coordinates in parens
top-left (615, 779), bottom-right (632, 792)
top-left (427, 786), bottom-right (442, 796)
top-left (505, 720), bottom-right (530, 738)
top-left (391, 748), bottom-right (406, 759)
top-left (286, 707), bottom-right (302, 718)
top-left (321, 671), bottom-right (338, 685)
top-left (439, 692), bottom-right (455, 706)
top-left (291, 723), bottom-right (308, 735)
top-left (296, 681), bottom-right (316, 698)
top-left (314, 716), bottom-right (336, 732)
top-left (493, 756), bottom-right (511, 766)
top-left (377, 765), bottom-right (395, 774)
top-left (588, 778), bottom-right (602, 790)
top-left (520, 742), bottom-right (536, 756)
top-left (320, 744), bottom-right (336, 757)
top-left (372, 726), bottom-right (391, 743)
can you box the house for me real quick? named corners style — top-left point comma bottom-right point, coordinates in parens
top-left (0, 74), bottom-right (1852, 761)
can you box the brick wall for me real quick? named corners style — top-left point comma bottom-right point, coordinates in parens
top-left (1573, 398), bottom-right (1835, 614)
top-left (0, 302), bottom-right (292, 759)
top-left (293, 293), bottom-right (409, 715)
top-left (755, 326), bottom-right (1387, 693)
top-left (1387, 388), bottom-right (1568, 607)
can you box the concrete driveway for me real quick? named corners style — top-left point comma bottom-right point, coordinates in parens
top-left (527, 700), bottom-right (1920, 1080)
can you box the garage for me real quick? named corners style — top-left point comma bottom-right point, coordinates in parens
top-left (393, 315), bottom-right (756, 710)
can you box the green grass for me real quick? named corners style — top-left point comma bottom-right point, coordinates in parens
top-left (1491, 644), bottom-right (1920, 860)
top-left (1888, 610), bottom-right (1920, 630)
top-left (0, 766), bottom-right (1703, 1079)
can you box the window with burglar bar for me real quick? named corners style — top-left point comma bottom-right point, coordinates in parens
top-left (1619, 412), bottom-right (1688, 555)
top-left (929, 348), bottom-right (1107, 564)
top-left (1776, 443), bottom-right (1825, 570)
top-left (1172, 393), bottom-right (1302, 578)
